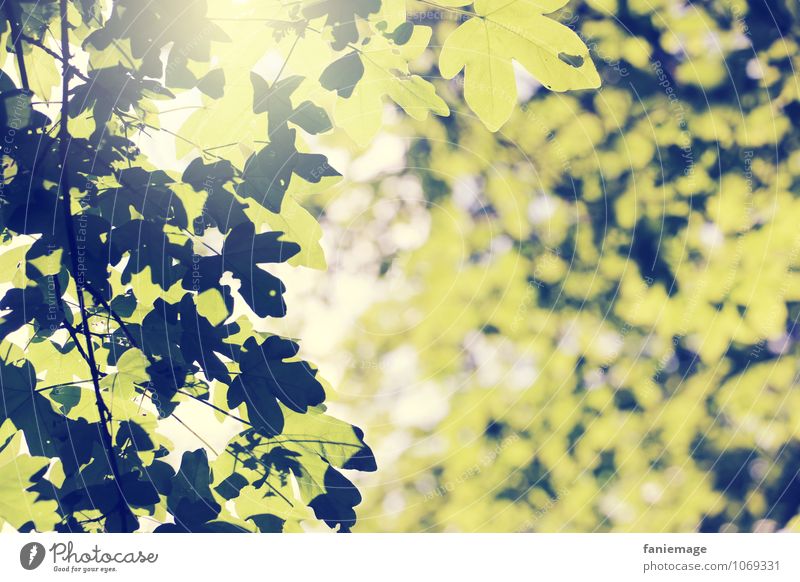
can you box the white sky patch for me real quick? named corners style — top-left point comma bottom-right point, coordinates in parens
top-left (528, 193), bottom-right (558, 224)
top-left (513, 60), bottom-right (540, 103)
top-left (452, 175), bottom-right (481, 211)
top-left (390, 380), bottom-right (450, 431)
top-left (699, 221), bottom-right (724, 250)
top-left (350, 133), bottom-right (407, 182)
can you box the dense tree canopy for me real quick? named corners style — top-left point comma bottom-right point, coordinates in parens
top-left (0, 0), bottom-right (601, 532)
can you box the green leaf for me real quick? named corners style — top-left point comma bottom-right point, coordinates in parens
top-left (181, 157), bottom-right (247, 234)
top-left (228, 336), bottom-right (326, 436)
top-left (248, 513), bottom-right (285, 532)
top-left (251, 73), bottom-right (303, 121)
top-left (289, 101), bottom-right (333, 134)
top-left (302, 0), bottom-right (381, 50)
top-left (261, 196), bottom-right (327, 270)
top-left (0, 421), bottom-right (60, 530)
top-left (238, 137), bottom-right (297, 213)
top-left (332, 31), bottom-right (449, 145)
top-left (157, 449), bottom-right (234, 532)
top-left (389, 21), bottom-right (414, 45)
top-left (423, 0), bottom-right (472, 5)
top-left (215, 472), bottom-right (248, 500)
top-left (280, 408), bottom-right (377, 472)
top-left (439, 0), bottom-right (600, 131)
top-left (183, 222), bottom-right (300, 318)
top-left (115, 420), bottom-right (155, 451)
top-left (197, 68), bottom-right (226, 99)
top-left (319, 52), bottom-right (364, 98)
top-left (238, 129), bottom-right (340, 213)
top-left (50, 386), bottom-right (81, 415)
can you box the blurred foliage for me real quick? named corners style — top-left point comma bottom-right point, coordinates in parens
top-left (335, 0), bottom-right (800, 532)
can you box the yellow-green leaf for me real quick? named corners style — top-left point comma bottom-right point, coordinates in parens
top-left (440, 0), bottom-right (600, 131)
top-left (0, 421), bottom-right (60, 531)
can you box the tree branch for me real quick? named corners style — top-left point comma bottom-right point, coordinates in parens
top-left (53, 278), bottom-right (94, 365)
top-left (3, 2), bottom-right (30, 91)
top-left (62, 318), bottom-right (92, 364)
top-left (85, 283), bottom-right (145, 355)
top-left (57, 0), bottom-right (128, 523)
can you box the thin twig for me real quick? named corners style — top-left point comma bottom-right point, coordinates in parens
top-left (226, 447), bottom-right (294, 507)
top-left (85, 283), bottom-right (144, 355)
top-left (113, 108), bottom-right (232, 163)
top-left (35, 379), bottom-right (95, 393)
top-left (17, 32), bottom-right (91, 82)
top-left (176, 388), bottom-right (252, 426)
top-left (62, 319), bottom-right (91, 364)
top-left (272, 33), bottom-right (300, 85)
top-left (170, 413), bottom-right (219, 456)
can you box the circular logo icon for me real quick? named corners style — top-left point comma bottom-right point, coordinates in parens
top-left (20, 542), bottom-right (46, 570)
